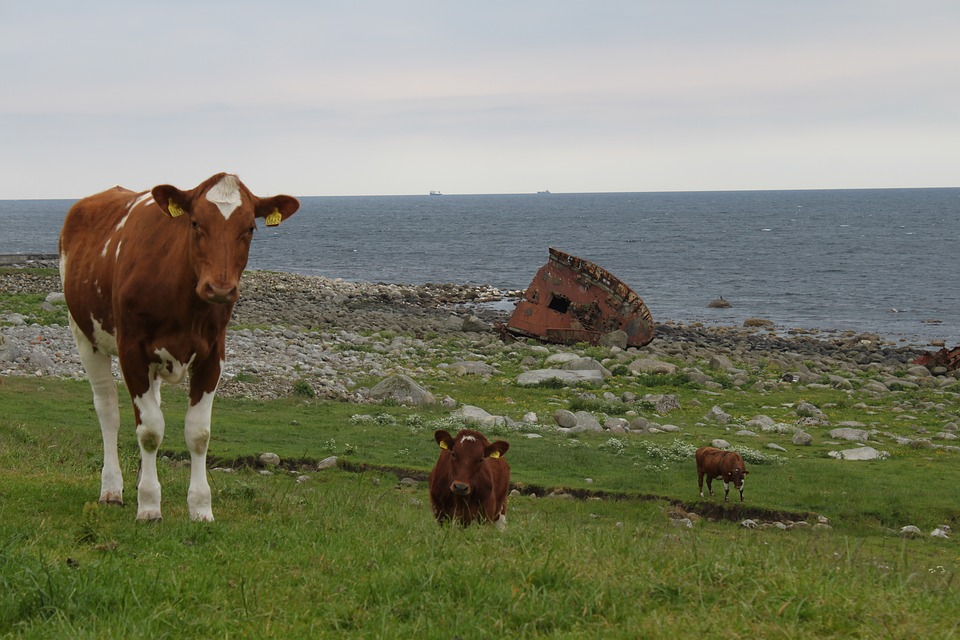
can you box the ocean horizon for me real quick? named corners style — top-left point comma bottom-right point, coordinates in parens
top-left (3, 187), bottom-right (959, 348)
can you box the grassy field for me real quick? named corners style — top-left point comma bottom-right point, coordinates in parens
top-left (1, 371), bottom-right (959, 638)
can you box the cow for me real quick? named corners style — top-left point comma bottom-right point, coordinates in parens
top-left (59, 173), bottom-right (300, 522)
top-left (696, 446), bottom-right (749, 502)
top-left (429, 429), bottom-right (510, 530)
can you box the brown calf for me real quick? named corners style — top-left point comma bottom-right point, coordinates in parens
top-left (59, 173), bottom-right (299, 521)
top-left (696, 446), bottom-right (749, 502)
top-left (429, 429), bottom-right (510, 530)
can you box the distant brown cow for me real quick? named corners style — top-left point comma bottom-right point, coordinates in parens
top-left (60, 173), bottom-right (299, 521)
top-left (429, 429), bottom-right (510, 530)
top-left (696, 446), bottom-right (749, 502)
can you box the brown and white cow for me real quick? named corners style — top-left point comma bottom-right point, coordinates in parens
top-left (429, 429), bottom-right (510, 530)
top-left (59, 173), bottom-right (299, 521)
top-left (696, 446), bottom-right (749, 502)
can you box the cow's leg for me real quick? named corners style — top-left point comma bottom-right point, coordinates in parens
top-left (185, 357), bottom-right (222, 522)
top-left (131, 374), bottom-right (165, 521)
top-left (722, 480), bottom-right (730, 502)
top-left (72, 323), bottom-right (123, 505)
top-left (184, 390), bottom-right (216, 522)
top-left (697, 470), bottom-right (705, 498)
top-left (706, 475), bottom-right (714, 497)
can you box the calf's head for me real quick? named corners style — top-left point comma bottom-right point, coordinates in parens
top-left (434, 429), bottom-right (509, 496)
top-left (151, 173), bottom-right (300, 304)
top-left (724, 465), bottom-right (749, 500)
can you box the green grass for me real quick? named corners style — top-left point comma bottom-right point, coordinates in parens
top-left (1, 375), bottom-right (959, 638)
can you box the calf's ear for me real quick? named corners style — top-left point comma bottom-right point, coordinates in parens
top-left (257, 195), bottom-right (301, 227)
top-left (152, 185), bottom-right (190, 218)
top-left (486, 440), bottom-right (510, 459)
top-left (434, 430), bottom-right (455, 450)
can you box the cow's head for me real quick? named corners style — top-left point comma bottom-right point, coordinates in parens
top-left (724, 466), bottom-right (748, 500)
top-left (151, 173), bottom-right (300, 304)
top-left (435, 429), bottom-right (509, 496)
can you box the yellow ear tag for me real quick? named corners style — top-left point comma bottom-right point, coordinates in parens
top-left (439, 441), bottom-right (449, 450)
top-left (265, 209), bottom-right (282, 227)
top-left (489, 451), bottom-right (501, 459)
top-left (168, 202), bottom-right (186, 218)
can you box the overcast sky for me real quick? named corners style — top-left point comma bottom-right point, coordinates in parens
top-left (1, 1), bottom-right (958, 199)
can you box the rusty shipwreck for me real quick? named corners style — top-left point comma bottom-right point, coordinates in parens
top-left (502, 247), bottom-right (655, 348)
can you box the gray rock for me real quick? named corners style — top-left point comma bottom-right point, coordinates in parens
top-left (704, 405), bottom-right (732, 425)
top-left (259, 452), bottom-right (281, 467)
top-left (447, 360), bottom-right (497, 376)
top-left (515, 369), bottom-right (604, 387)
top-left (628, 358), bottom-right (678, 376)
top-left (792, 430), bottom-right (813, 446)
top-left (900, 525), bottom-right (922, 538)
top-left (711, 439), bottom-right (730, 449)
top-left (452, 405), bottom-right (503, 427)
top-left (561, 357), bottom-right (611, 378)
top-left (572, 411), bottom-right (603, 432)
top-left (367, 374), bottom-right (436, 405)
top-left (317, 456), bottom-right (338, 470)
top-left (796, 401), bottom-right (825, 419)
top-left (599, 330), bottom-right (628, 349)
top-left (767, 443), bottom-right (787, 452)
top-left (554, 409), bottom-right (578, 428)
top-left (0, 334), bottom-right (22, 363)
top-left (829, 427), bottom-right (869, 442)
top-left (828, 446), bottom-right (887, 461)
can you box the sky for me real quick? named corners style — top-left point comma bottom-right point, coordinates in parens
top-left (1, 1), bottom-right (959, 199)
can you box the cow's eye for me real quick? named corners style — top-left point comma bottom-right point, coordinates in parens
top-left (191, 220), bottom-right (200, 231)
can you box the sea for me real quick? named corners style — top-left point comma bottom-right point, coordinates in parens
top-left (2, 188), bottom-right (959, 348)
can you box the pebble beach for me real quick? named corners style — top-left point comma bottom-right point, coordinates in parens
top-left (1, 263), bottom-right (948, 405)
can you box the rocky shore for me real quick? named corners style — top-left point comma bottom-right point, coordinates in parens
top-left (0, 263), bottom-right (944, 403)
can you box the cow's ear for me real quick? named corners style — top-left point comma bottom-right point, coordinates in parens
top-left (435, 430), bottom-right (454, 450)
top-left (486, 440), bottom-right (509, 459)
top-left (257, 195), bottom-right (300, 227)
top-left (152, 185), bottom-right (190, 219)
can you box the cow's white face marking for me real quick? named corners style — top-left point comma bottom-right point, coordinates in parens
top-left (115, 240), bottom-right (122, 261)
top-left (460, 435), bottom-right (477, 442)
top-left (205, 175), bottom-right (242, 219)
top-left (153, 348), bottom-right (196, 385)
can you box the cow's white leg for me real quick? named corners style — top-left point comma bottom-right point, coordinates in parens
top-left (722, 481), bottom-right (730, 502)
top-left (184, 391), bottom-right (215, 522)
top-left (70, 317), bottom-right (124, 504)
top-left (133, 377), bottom-right (165, 521)
top-left (494, 513), bottom-right (507, 532)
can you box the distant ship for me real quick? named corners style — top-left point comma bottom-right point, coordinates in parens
top-left (429, 190), bottom-right (442, 196)
top-left (537, 190), bottom-right (551, 195)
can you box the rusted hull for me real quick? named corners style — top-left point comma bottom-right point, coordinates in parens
top-left (913, 345), bottom-right (960, 371)
top-left (505, 247), bottom-right (654, 347)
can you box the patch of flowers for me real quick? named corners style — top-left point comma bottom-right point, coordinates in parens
top-left (599, 437), bottom-right (627, 456)
top-left (637, 438), bottom-right (698, 462)
top-left (730, 445), bottom-right (787, 465)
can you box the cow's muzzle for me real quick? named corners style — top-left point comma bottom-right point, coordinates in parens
top-left (450, 481), bottom-right (471, 496)
top-left (198, 282), bottom-right (239, 304)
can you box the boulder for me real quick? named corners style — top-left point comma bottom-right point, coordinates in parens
top-left (515, 369), bottom-right (604, 387)
top-left (367, 374), bottom-right (436, 405)
top-left (828, 446), bottom-right (887, 461)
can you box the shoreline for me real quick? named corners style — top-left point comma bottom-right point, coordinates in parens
top-left (1, 264), bottom-right (946, 403)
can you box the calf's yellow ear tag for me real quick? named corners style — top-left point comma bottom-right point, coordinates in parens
top-left (168, 202), bottom-right (186, 218)
top-left (489, 451), bottom-right (501, 459)
top-left (265, 208), bottom-right (282, 227)
top-left (439, 441), bottom-right (449, 450)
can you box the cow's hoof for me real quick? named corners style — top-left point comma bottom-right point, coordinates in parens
top-left (99, 498), bottom-right (124, 507)
top-left (136, 510), bottom-right (163, 522)
top-left (190, 511), bottom-right (214, 523)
